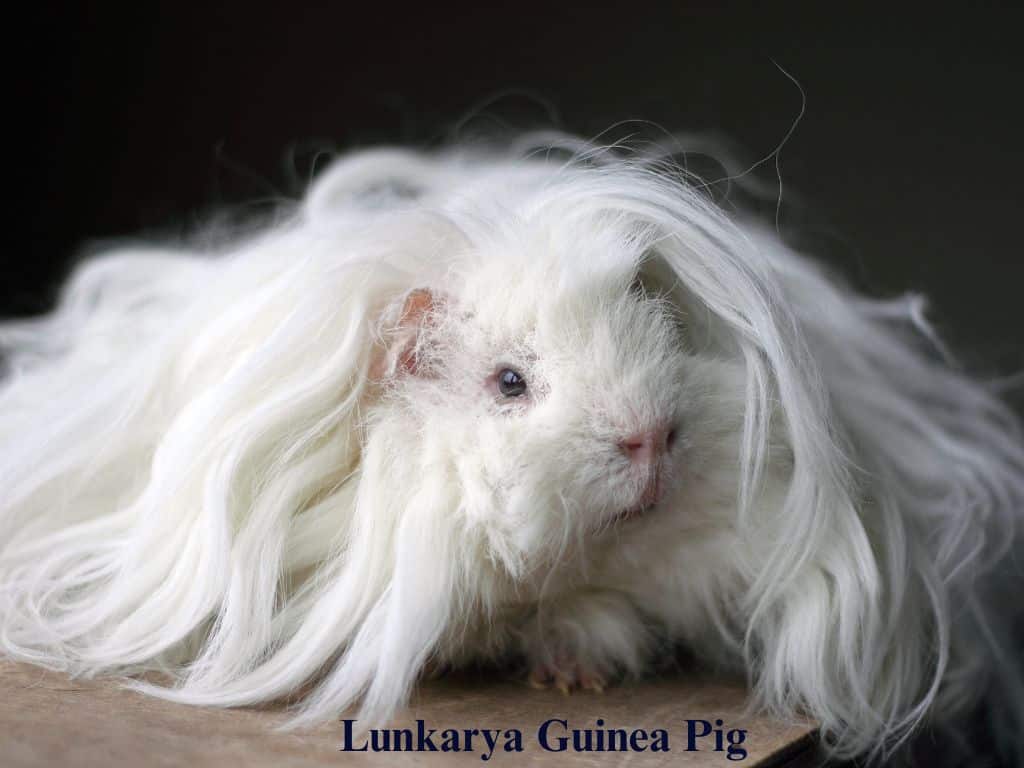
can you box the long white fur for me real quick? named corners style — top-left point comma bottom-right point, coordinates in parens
top-left (1, 138), bottom-right (1022, 762)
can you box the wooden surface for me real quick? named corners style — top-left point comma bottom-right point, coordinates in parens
top-left (0, 661), bottom-right (817, 767)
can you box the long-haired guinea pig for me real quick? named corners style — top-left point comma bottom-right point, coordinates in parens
top-left (1, 137), bottom-right (1022, 763)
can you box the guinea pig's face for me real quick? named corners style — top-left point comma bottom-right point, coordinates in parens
top-left (385, 257), bottom-right (709, 573)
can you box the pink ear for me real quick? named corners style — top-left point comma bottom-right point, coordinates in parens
top-left (398, 289), bottom-right (436, 328)
top-left (371, 288), bottom-right (441, 380)
top-left (395, 289), bottom-right (437, 375)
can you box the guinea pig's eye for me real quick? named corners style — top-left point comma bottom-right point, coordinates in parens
top-left (497, 368), bottom-right (527, 397)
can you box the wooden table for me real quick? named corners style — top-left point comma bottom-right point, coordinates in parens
top-left (0, 661), bottom-right (818, 767)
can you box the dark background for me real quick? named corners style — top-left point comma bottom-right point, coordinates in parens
top-left (10, 4), bottom-right (1024, 387)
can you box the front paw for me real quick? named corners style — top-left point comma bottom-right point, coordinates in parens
top-left (516, 590), bottom-right (655, 696)
top-left (527, 656), bottom-right (607, 694)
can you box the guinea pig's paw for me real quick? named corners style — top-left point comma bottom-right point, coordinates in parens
top-left (527, 656), bottom-right (607, 695)
top-left (518, 591), bottom-right (650, 695)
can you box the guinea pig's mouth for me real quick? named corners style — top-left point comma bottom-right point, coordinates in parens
top-left (613, 471), bottom-right (665, 523)
top-left (613, 500), bottom-right (658, 523)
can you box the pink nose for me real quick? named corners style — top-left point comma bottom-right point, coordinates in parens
top-left (618, 424), bottom-right (677, 465)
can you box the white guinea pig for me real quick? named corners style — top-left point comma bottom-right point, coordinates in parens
top-left (0, 138), bottom-right (1022, 763)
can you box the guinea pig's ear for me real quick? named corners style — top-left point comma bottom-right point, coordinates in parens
top-left (371, 288), bottom-right (445, 380)
top-left (633, 250), bottom-right (693, 302)
top-left (633, 251), bottom-right (711, 351)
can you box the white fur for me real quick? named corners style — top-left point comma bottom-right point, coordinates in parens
top-left (1, 138), bottom-right (1022, 762)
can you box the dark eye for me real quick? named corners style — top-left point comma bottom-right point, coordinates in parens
top-left (497, 368), bottom-right (527, 397)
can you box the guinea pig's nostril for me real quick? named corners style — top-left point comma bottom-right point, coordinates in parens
top-left (618, 421), bottom-right (675, 462)
top-left (619, 423), bottom-right (677, 464)
top-left (619, 433), bottom-right (652, 461)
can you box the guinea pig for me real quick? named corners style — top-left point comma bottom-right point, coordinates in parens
top-left (1, 137), bottom-right (1022, 764)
